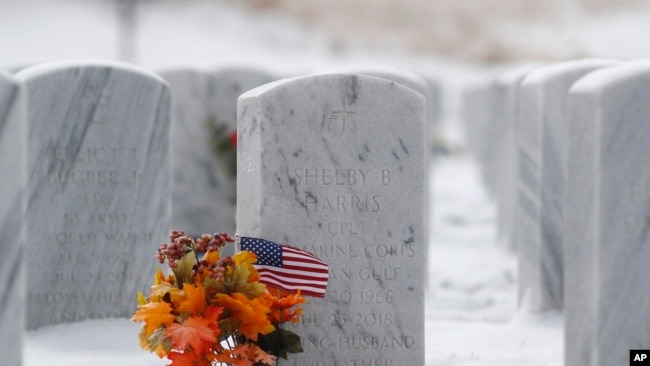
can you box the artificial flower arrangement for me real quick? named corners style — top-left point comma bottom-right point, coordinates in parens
top-left (132, 230), bottom-right (310, 366)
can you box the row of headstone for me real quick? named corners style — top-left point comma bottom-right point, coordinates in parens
top-left (463, 59), bottom-right (650, 365)
top-left (0, 62), bottom-right (282, 333)
top-left (1, 61), bottom-right (432, 366)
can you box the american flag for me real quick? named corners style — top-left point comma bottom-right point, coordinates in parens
top-left (238, 236), bottom-right (329, 298)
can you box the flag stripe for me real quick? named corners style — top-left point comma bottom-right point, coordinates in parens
top-left (284, 254), bottom-right (327, 267)
top-left (282, 263), bottom-right (329, 274)
top-left (256, 271), bottom-right (326, 291)
top-left (257, 278), bottom-right (326, 297)
top-left (256, 266), bottom-right (329, 281)
top-left (256, 270), bottom-right (328, 289)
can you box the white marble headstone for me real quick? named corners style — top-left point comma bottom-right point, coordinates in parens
top-left (0, 72), bottom-right (26, 366)
top-left (16, 61), bottom-right (171, 329)
top-left (462, 75), bottom-right (499, 196)
top-left (161, 67), bottom-right (274, 239)
top-left (238, 74), bottom-right (426, 365)
top-left (517, 59), bottom-right (619, 312)
top-left (493, 64), bottom-right (541, 251)
top-left (566, 61), bottom-right (650, 366)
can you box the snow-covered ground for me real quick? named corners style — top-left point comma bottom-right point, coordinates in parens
top-left (7, 0), bottom-right (642, 364)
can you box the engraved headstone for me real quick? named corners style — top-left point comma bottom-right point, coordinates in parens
top-left (566, 62), bottom-right (650, 366)
top-left (517, 60), bottom-right (618, 312)
top-left (0, 72), bottom-right (26, 366)
top-left (238, 74), bottom-right (426, 365)
top-left (16, 61), bottom-right (171, 329)
top-left (161, 67), bottom-right (274, 238)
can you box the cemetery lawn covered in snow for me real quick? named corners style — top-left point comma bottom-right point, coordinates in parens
top-left (24, 155), bottom-right (563, 366)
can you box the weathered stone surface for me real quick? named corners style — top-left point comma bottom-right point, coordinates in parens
top-left (517, 60), bottom-right (619, 312)
top-left (0, 71), bottom-right (26, 366)
top-left (238, 74), bottom-right (426, 365)
top-left (566, 61), bottom-right (650, 366)
top-left (161, 67), bottom-right (274, 239)
top-left (16, 61), bottom-right (171, 329)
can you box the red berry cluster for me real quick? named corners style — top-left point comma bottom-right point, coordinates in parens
top-left (155, 230), bottom-right (236, 269)
top-left (196, 232), bottom-right (235, 253)
top-left (195, 259), bottom-right (225, 281)
top-left (156, 230), bottom-right (194, 268)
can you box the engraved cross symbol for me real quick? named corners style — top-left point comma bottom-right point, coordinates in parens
top-left (330, 106), bottom-right (355, 138)
top-left (82, 87), bottom-right (110, 125)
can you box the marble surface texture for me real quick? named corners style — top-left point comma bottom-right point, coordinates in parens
top-left (0, 72), bottom-right (26, 366)
top-left (16, 61), bottom-right (171, 329)
top-left (237, 74), bottom-right (426, 366)
top-left (161, 67), bottom-right (274, 240)
top-left (517, 60), bottom-right (619, 313)
top-left (566, 61), bottom-right (650, 366)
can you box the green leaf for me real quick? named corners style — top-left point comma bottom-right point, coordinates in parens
top-left (172, 252), bottom-right (197, 287)
top-left (147, 327), bottom-right (166, 350)
top-left (280, 330), bottom-right (303, 357)
top-left (255, 328), bottom-right (303, 360)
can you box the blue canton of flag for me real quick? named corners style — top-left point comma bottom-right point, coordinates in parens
top-left (238, 236), bottom-right (329, 298)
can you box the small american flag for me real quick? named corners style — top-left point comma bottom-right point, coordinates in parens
top-left (238, 236), bottom-right (329, 298)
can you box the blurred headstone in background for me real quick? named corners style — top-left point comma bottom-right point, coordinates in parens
top-left (0, 71), bottom-right (26, 366)
top-left (565, 61), bottom-right (650, 366)
top-left (18, 61), bottom-right (171, 329)
top-left (462, 70), bottom-right (500, 197)
top-left (516, 59), bottom-right (618, 312)
top-left (115, 0), bottom-right (138, 62)
top-left (161, 67), bottom-right (275, 244)
top-left (492, 63), bottom-right (540, 251)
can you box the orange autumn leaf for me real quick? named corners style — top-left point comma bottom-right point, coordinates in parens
top-left (229, 344), bottom-right (275, 366)
top-left (267, 290), bottom-right (306, 324)
top-left (253, 346), bottom-right (276, 366)
top-left (177, 284), bottom-right (207, 316)
top-left (202, 250), bottom-right (221, 265)
top-left (233, 250), bottom-right (260, 282)
top-left (131, 301), bottom-right (176, 336)
top-left (167, 351), bottom-right (200, 366)
top-left (154, 267), bottom-right (175, 285)
top-left (164, 317), bottom-right (217, 354)
top-left (213, 349), bottom-right (237, 365)
top-left (151, 282), bottom-right (184, 306)
top-left (215, 293), bottom-right (274, 341)
top-left (204, 306), bottom-right (224, 326)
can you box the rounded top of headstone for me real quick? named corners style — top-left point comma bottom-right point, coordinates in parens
top-left (495, 62), bottom-right (544, 87)
top-left (157, 66), bottom-right (206, 77)
top-left (0, 70), bottom-right (14, 82)
top-left (240, 73), bottom-right (426, 102)
top-left (522, 59), bottom-right (622, 86)
top-left (211, 66), bottom-right (274, 79)
top-left (313, 65), bottom-right (429, 97)
top-left (569, 60), bottom-right (650, 96)
top-left (15, 59), bottom-right (167, 85)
